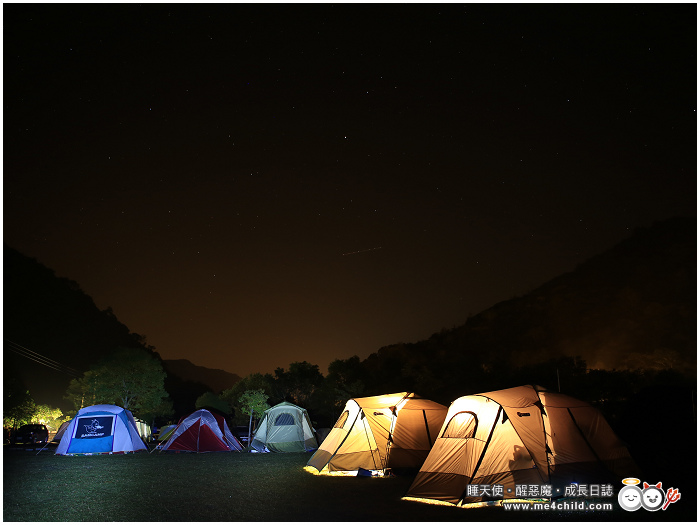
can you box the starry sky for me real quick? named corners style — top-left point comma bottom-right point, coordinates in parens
top-left (4, 4), bottom-right (696, 378)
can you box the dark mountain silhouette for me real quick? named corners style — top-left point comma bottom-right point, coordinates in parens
top-left (453, 216), bottom-right (696, 371)
top-left (162, 359), bottom-right (241, 394)
top-left (5, 217), bottom-right (695, 418)
top-left (4, 245), bottom-right (155, 411)
top-left (3, 245), bottom-right (241, 412)
top-left (356, 217), bottom-right (696, 403)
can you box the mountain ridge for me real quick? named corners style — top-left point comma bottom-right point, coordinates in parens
top-left (162, 359), bottom-right (241, 394)
top-left (355, 217), bottom-right (696, 403)
top-left (5, 216), bottom-right (694, 411)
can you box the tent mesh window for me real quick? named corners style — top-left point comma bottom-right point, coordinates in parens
top-left (334, 410), bottom-right (349, 429)
top-left (274, 413), bottom-right (295, 425)
top-left (442, 411), bottom-right (478, 439)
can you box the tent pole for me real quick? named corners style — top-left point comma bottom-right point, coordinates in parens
top-left (384, 406), bottom-right (397, 471)
top-left (534, 388), bottom-right (552, 486)
top-left (566, 407), bottom-right (603, 465)
top-left (422, 410), bottom-right (433, 448)
top-left (35, 441), bottom-right (51, 455)
top-left (383, 392), bottom-right (413, 471)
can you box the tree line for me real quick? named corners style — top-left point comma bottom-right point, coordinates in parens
top-left (4, 346), bottom-right (361, 433)
top-left (6, 337), bottom-right (695, 451)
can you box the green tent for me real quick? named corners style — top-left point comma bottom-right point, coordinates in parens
top-left (251, 402), bottom-right (318, 453)
top-left (156, 424), bottom-right (177, 442)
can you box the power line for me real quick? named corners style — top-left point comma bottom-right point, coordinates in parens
top-left (6, 343), bottom-right (82, 377)
top-left (7, 344), bottom-right (74, 375)
top-left (5, 339), bottom-right (82, 378)
top-left (6, 340), bottom-right (82, 376)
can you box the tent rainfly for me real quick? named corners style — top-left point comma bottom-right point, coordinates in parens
top-left (306, 392), bottom-right (448, 474)
top-left (52, 420), bottom-right (71, 443)
top-left (156, 424), bottom-right (177, 442)
top-left (160, 409), bottom-right (243, 453)
top-left (251, 402), bottom-right (318, 453)
top-left (55, 404), bottom-right (147, 455)
top-left (406, 385), bottom-right (640, 505)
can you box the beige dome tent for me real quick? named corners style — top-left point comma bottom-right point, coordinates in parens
top-left (251, 402), bottom-right (317, 453)
top-left (406, 385), bottom-right (639, 505)
top-left (51, 420), bottom-right (71, 443)
top-left (306, 392), bottom-right (448, 475)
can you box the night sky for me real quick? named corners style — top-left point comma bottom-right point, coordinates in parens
top-left (4, 4), bottom-right (696, 378)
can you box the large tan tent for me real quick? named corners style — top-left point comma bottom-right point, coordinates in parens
top-left (306, 392), bottom-right (448, 474)
top-left (406, 385), bottom-right (639, 504)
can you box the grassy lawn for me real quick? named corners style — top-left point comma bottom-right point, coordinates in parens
top-left (3, 445), bottom-right (694, 522)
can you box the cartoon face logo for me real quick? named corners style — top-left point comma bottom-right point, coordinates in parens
top-left (84, 419), bottom-right (105, 433)
top-left (641, 483), bottom-right (665, 512)
top-left (618, 485), bottom-right (642, 512)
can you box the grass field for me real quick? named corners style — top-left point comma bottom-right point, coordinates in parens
top-left (3, 445), bottom-right (694, 522)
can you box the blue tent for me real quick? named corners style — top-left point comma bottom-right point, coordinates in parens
top-left (55, 404), bottom-right (147, 455)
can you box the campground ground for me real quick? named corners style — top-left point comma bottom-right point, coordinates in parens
top-left (3, 445), bottom-right (695, 522)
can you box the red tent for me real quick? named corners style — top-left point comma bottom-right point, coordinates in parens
top-left (161, 409), bottom-right (243, 452)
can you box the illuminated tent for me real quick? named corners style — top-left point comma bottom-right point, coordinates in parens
top-left (152, 424), bottom-right (177, 451)
top-left (51, 420), bottom-right (71, 443)
top-left (251, 402), bottom-right (318, 453)
top-left (55, 404), bottom-right (147, 455)
top-left (406, 385), bottom-right (639, 505)
top-left (156, 424), bottom-right (177, 442)
top-left (160, 409), bottom-right (243, 453)
top-left (133, 419), bottom-right (152, 442)
top-left (306, 392), bottom-right (448, 474)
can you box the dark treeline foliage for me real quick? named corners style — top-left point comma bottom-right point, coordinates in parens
top-left (216, 349), bottom-right (697, 478)
top-left (164, 374), bottom-right (211, 417)
top-left (64, 346), bottom-right (173, 424)
top-left (220, 363), bottom-right (339, 429)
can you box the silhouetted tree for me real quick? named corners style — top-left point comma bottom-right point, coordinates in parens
top-left (64, 369), bottom-right (102, 414)
top-left (238, 389), bottom-right (270, 445)
top-left (3, 372), bottom-right (34, 431)
top-left (64, 347), bottom-right (170, 421)
top-left (163, 375), bottom-right (210, 419)
top-left (326, 356), bottom-right (365, 401)
top-left (274, 361), bottom-right (323, 407)
top-left (195, 391), bottom-right (231, 414)
top-left (3, 393), bottom-right (36, 431)
top-left (221, 373), bottom-right (275, 425)
top-left (30, 405), bottom-right (64, 432)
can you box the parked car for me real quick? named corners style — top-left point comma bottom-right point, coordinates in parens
top-left (12, 424), bottom-right (49, 445)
